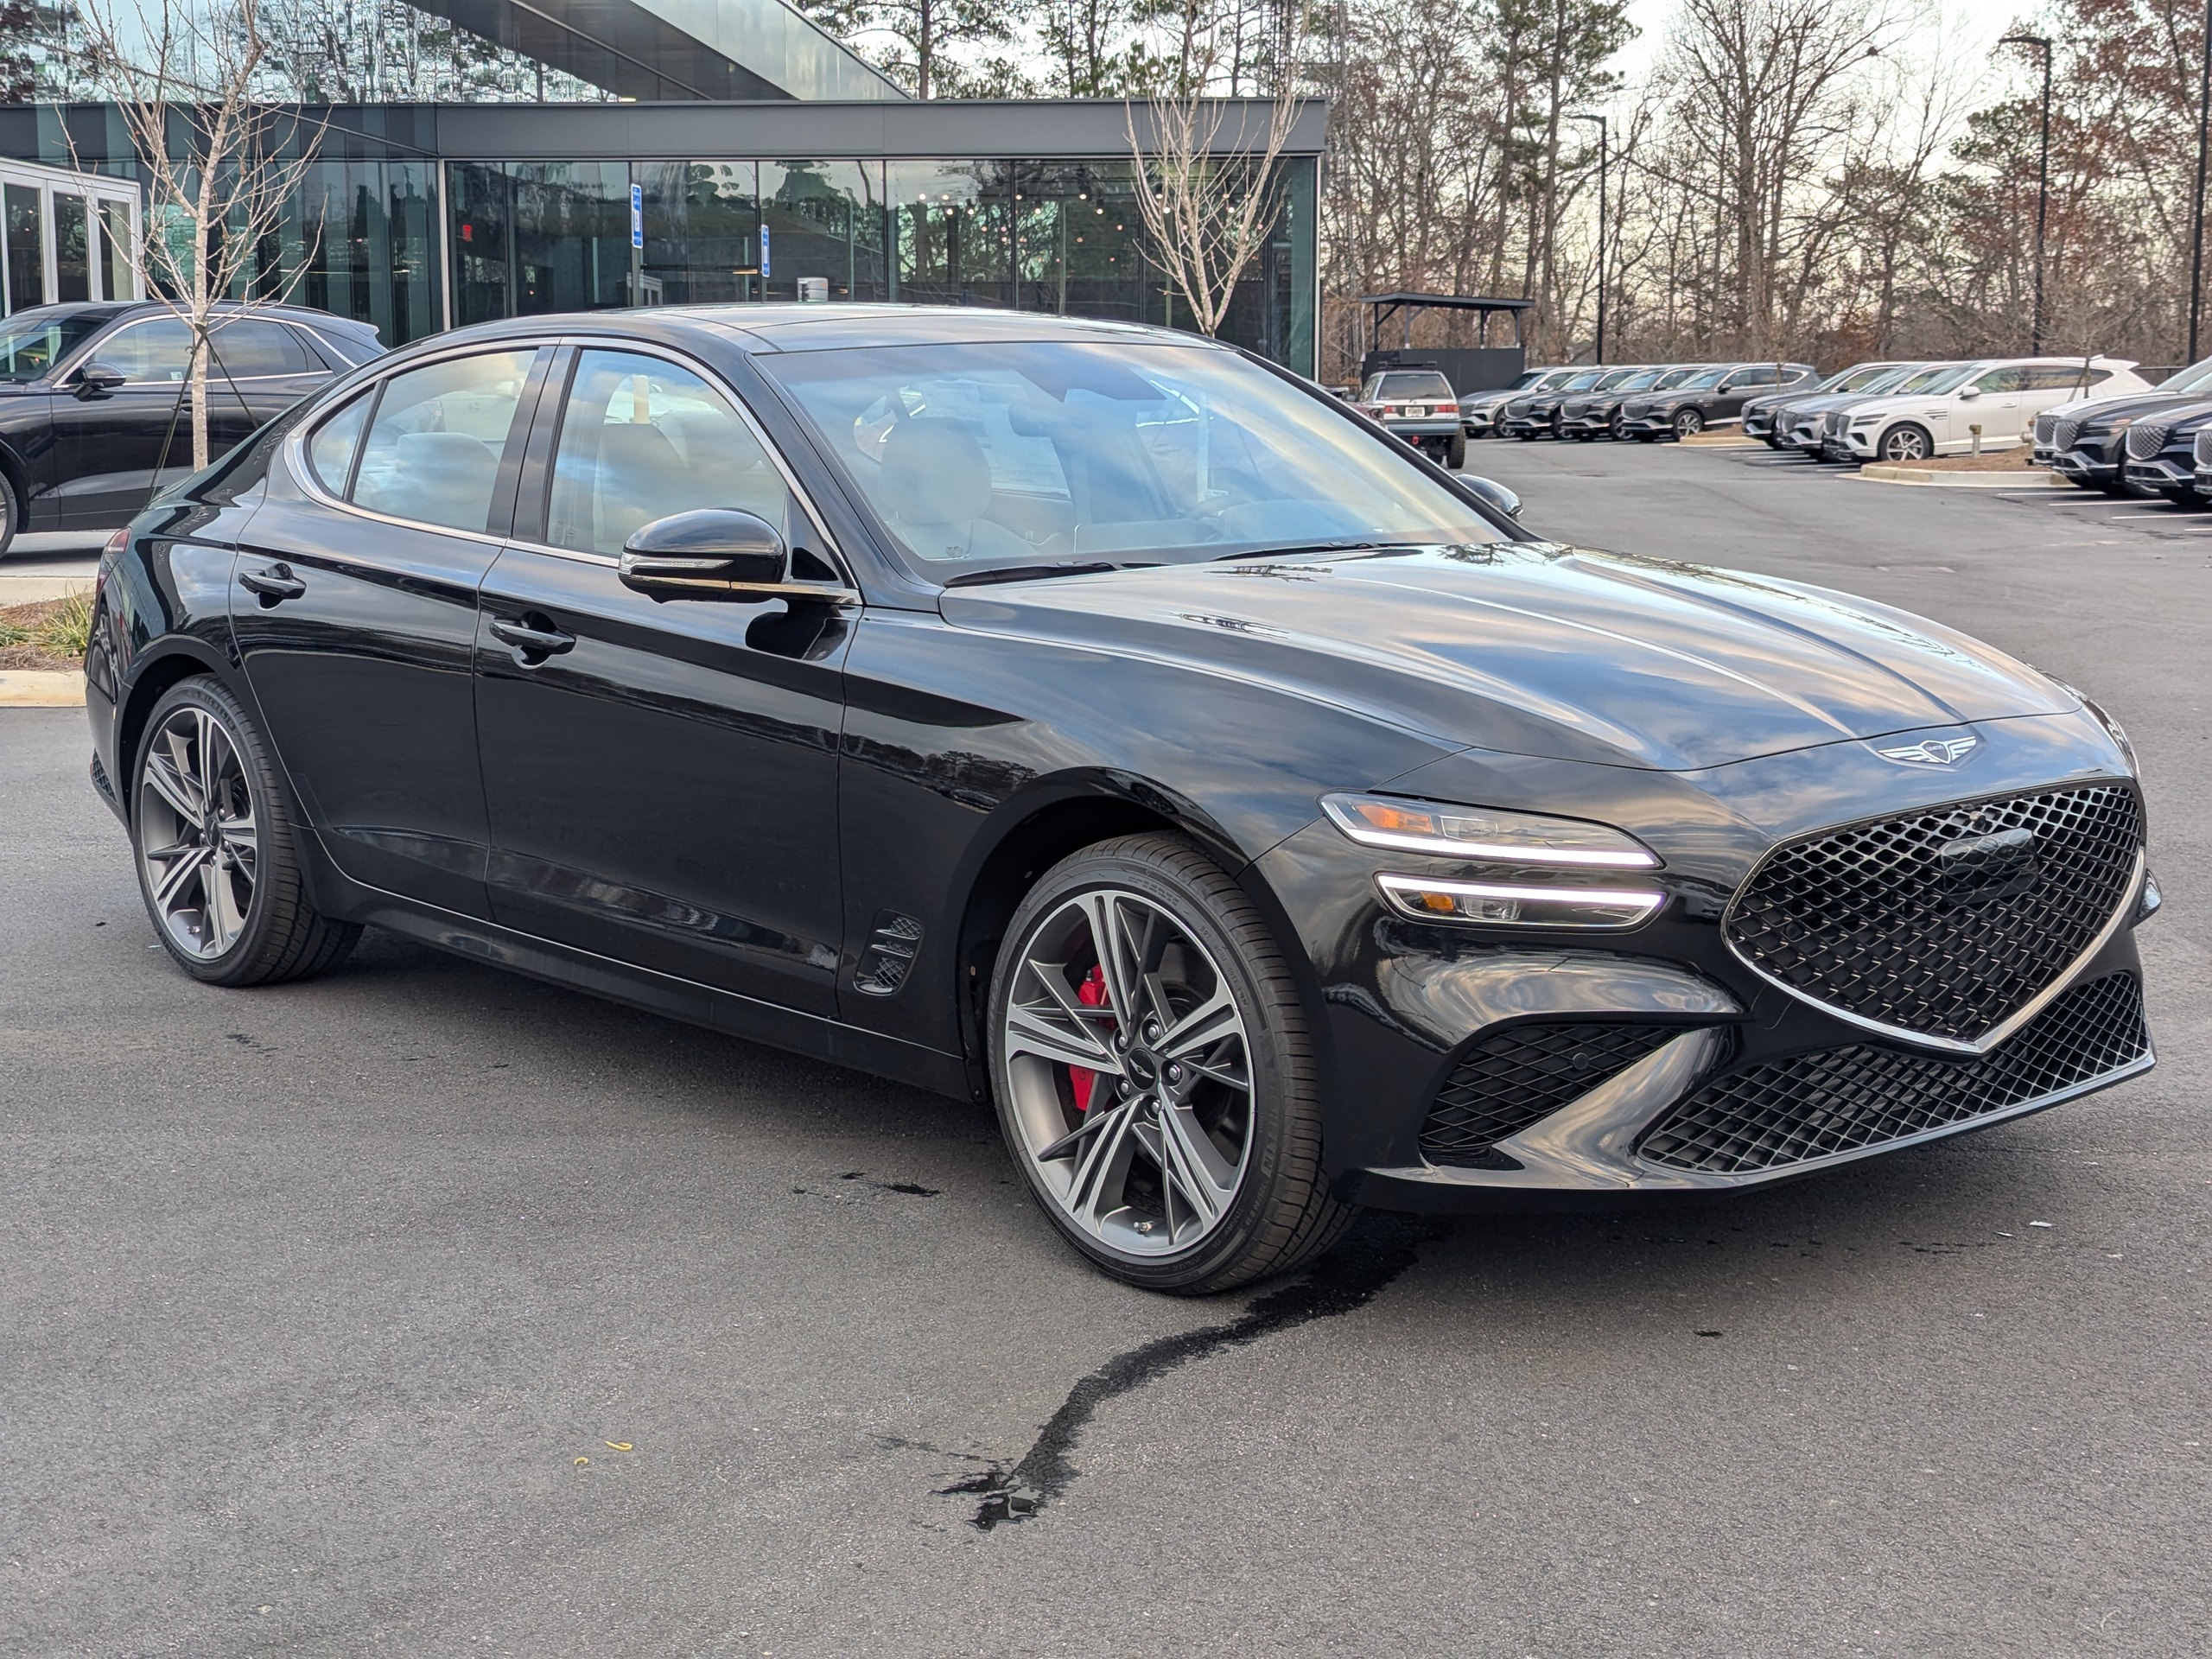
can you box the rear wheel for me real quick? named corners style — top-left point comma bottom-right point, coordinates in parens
top-left (1444, 429), bottom-right (1467, 470)
top-left (988, 834), bottom-right (1351, 1294)
top-left (131, 677), bottom-right (359, 986)
top-left (0, 468), bottom-right (19, 559)
top-left (1673, 408), bottom-right (1705, 440)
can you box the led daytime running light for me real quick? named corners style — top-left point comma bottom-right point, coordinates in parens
top-left (1376, 874), bottom-right (1666, 930)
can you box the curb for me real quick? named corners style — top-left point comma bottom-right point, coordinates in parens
top-left (1680, 433), bottom-right (1758, 448)
top-left (1851, 465), bottom-right (2066, 488)
top-left (0, 578), bottom-right (97, 606)
top-left (0, 671), bottom-right (86, 708)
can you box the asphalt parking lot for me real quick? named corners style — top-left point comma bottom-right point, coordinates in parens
top-left (3, 441), bottom-right (2208, 1656)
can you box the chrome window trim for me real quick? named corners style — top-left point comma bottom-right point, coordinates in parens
top-left (1719, 786), bottom-right (2146, 1058)
top-left (285, 337), bottom-right (555, 548)
top-left (86, 313), bottom-right (324, 386)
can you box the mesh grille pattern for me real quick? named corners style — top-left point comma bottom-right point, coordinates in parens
top-left (1824, 410), bottom-right (1848, 438)
top-left (2126, 422), bottom-right (2172, 461)
top-left (2051, 416), bottom-right (2082, 451)
top-left (2033, 413), bottom-right (2056, 446)
top-left (1637, 974), bottom-right (2146, 1174)
top-left (2197, 427), bottom-right (2212, 467)
top-left (1725, 785), bottom-right (2140, 1043)
top-left (1421, 1023), bottom-right (1685, 1168)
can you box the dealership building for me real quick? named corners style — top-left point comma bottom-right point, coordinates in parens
top-left (0, 0), bottom-right (1324, 376)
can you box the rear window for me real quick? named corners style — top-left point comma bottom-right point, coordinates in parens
top-left (1369, 372), bottom-right (1455, 401)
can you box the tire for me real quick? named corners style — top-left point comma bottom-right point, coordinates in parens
top-left (988, 833), bottom-right (1353, 1294)
top-left (1673, 408), bottom-right (1705, 440)
top-left (1877, 423), bottom-right (1933, 463)
top-left (0, 467), bottom-right (19, 559)
top-left (1445, 430), bottom-right (1466, 470)
top-left (130, 676), bottom-right (360, 987)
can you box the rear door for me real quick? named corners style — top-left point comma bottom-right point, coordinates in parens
top-left (473, 343), bottom-right (852, 1014)
top-left (232, 344), bottom-right (552, 918)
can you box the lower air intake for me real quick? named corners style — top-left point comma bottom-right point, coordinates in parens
top-left (1422, 1022), bottom-right (1687, 1169)
top-left (1637, 973), bottom-right (2147, 1176)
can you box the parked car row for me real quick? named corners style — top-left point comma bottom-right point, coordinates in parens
top-left (1751, 356), bottom-right (2152, 465)
top-left (2033, 356), bottom-right (2212, 505)
top-left (1458, 360), bottom-right (1821, 443)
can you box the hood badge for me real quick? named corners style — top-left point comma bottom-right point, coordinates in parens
top-left (1876, 734), bottom-right (1980, 766)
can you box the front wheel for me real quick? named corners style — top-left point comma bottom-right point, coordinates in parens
top-left (1877, 423), bottom-right (1933, 463)
top-left (0, 467), bottom-right (19, 559)
top-left (131, 677), bottom-right (360, 986)
top-left (1673, 408), bottom-right (1705, 440)
top-left (988, 834), bottom-right (1352, 1294)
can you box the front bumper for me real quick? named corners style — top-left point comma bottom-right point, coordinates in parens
top-left (1618, 412), bottom-right (1674, 438)
top-left (2050, 445), bottom-right (2120, 485)
top-left (1256, 709), bottom-right (2152, 1211)
top-left (2125, 457), bottom-right (2194, 492)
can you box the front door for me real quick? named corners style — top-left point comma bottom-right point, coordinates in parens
top-left (474, 346), bottom-right (850, 1014)
top-left (1961, 366), bottom-right (2028, 444)
top-left (232, 344), bottom-right (551, 918)
top-left (48, 315), bottom-right (264, 526)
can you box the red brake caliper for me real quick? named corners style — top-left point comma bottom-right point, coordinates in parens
top-left (1069, 963), bottom-right (1111, 1111)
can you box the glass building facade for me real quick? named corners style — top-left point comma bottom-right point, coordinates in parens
top-left (0, 104), bottom-right (1324, 377)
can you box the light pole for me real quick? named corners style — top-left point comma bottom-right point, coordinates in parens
top-left (2002, 34), bottom-right (2053, 355)
top-left (1568, 111), bottom-right (1607, 364)
top-left (2190, 0), bottom-right (2210, 360)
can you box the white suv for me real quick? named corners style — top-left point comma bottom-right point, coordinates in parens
top-left (1832, 357), bottom-right (2152, 463)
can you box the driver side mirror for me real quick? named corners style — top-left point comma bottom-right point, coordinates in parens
top-left (620, 509), bottom-right (790, 598)
top-left (1958, 385), bottom-right (1981, 401)
top-left (73, 361), bottom-right (126, 398)
top-left (1460, 474), bottom-right (1522, 522)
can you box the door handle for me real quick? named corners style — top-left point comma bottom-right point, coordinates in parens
top-left (488, 614), bottom-right (577, 660)
top-left (238, 563), bottom-right (307, 604)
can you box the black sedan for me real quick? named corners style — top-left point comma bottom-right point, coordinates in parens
top-left (86, 307), bottom-right (2158, 1294)
top-left (0, 300), bottom-right (381, 556)
top-left (1618, 361), bottom-right (1819, 441)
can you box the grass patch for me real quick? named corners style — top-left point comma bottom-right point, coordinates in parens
top-left (0, 590), bottom-right (95, 671)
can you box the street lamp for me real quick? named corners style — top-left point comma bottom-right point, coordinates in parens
top-left (1568, 111), bottom-right (1607, 364)
top-left (2190, 0), bottom-right (2210, 359)
top-left (2001, 34), bottom-right (2053, 355)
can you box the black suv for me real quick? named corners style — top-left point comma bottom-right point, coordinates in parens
top-left (1619, 361), bottom-right (1819, 441)
top-left (0, 300), bottom-right (382, 555)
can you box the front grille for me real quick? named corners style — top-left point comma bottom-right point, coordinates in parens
top-left (1824, 410), bottom-right (1848, 438)
top-left (2198, 427), bottom-right (2212, 467)
top-left (2033, 413), bottom-right (2056, 446)
top-left (1637, 974), bottom-right (2146, 1174)
top-left (2053, 416), bottom-right (2082, 451)
top-left (2126, 422), bottom-right (2172, 461)
top-left (1421, 1022), bottom-right (1686, 1168)
top-left (1724, 785), bottom-right (2141, 1044)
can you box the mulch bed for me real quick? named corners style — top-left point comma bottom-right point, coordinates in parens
top-left (0, 598), bottom-right (88, 672)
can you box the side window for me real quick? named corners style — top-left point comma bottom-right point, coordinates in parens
top-left (306, 391), bottom-right (372, 495)
top-left (204, 319), bottom-right (315, 378)
top-left (97, 317), bottom-right (196, 383)
top-left (352, 349), bottom-right (538, 533)
top-left (2026, 365), bottom-right (2091, 391)
top-left (547, 349), bottom-right (801, 557)
top-left (1974, 367), bottom-right (2027, 393)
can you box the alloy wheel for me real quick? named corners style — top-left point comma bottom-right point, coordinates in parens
top-left (136, 704), bottom-right (258, 959)
top-left (1880, 425), bottom-right (1930, 462)
top-left (999, 887), bottom-right (1254, 1257)
top-left (1675, 409), bottom-right (1705, 438)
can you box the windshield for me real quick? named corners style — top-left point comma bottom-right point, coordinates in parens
top-left (760, 340), bottom-right (1504, 578)
top-left (1616, 370), bottom-right (1662, 391)
top-left (2158, 357), bottom-right (2212, 394)
top-left (1823, 363), bottom-right (1891, 391)
top-left (1678, 368), bottom-right (1726, 390)
top-left (1537, 369), bottom-right (1580, 389)
top-left (1593, 368), bottom-right (1639, 390)
top-left (1856, 365), bottom-right (1923, 394)
top-left (0, 309), bottom-right (108, 383)
top-left (1501, 371), bottom-right (1545, 391)
top-left (1367, 372), bottom-right (1454, 401)
top-left (1908, 364), bottom-right (1982, 395)
top-left (1559, 370), bottom-right (1603, 391)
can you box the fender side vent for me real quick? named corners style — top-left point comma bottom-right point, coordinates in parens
top-left (853, 911), bottom-right (925, 996)
top-left (1421, 1022), bottom-right (1686, 1169)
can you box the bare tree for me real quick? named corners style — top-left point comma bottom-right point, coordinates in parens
top-left (1123, 0), bottom-right (1306, 337)
top-left (70, 0), bottom-right (325, 469)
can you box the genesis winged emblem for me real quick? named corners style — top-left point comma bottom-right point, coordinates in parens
top-left (1875, 734), bottom-right (1980, 766)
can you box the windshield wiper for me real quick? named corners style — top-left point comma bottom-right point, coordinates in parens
top-left (943, 560), bottom-right (1155, 588)
top-left (1210, 541), bottom-right (1389, 562)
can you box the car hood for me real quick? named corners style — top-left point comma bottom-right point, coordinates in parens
top-left (2073, 389), bottom-right (2210, 435)
top-left (938, 543), bottom-right (2074, 772)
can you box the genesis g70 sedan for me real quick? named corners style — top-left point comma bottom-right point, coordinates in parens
top-left (86, 307), bottom-right (2158, 1294)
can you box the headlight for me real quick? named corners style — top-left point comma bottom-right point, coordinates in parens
top-left (1321, 793), bottom-right (1660, 868)
top-left (2049, 679), bottom-right (2139, 774)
